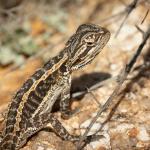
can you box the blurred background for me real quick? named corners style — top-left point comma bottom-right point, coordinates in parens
top-left (0, 0), bottom-right (150, 150)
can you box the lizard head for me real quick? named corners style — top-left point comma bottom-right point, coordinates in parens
top-left (65, 23), bottom-right (110, 71)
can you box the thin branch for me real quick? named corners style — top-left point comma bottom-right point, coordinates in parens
top-left (98, 0), bottom-right (141, 26)
top-left (86, 88), bottom-right (101, 106)
top-left (141, 9), bottom-right (149, 24)
top-left (72, 76), bottom-right (117, 98)
top-left (77, 25), bottom-right (150, 149)
top-left (99, 10), bottom-right (125, 23)
top-left (135, 25), bottom-right (145, 36)
top-left (115, 0), bottom-right (139, 37)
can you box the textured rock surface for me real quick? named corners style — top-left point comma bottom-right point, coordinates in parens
top-left (0, 0), bottom-right (150, 149)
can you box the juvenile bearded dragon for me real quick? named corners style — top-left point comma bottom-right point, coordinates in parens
top-left (0, 24), bottom-right (110, 150)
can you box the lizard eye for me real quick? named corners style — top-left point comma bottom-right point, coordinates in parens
top-left (87, 42), bottom-right (94, 46)
top-left (84, 34), bottom-right (96, 46)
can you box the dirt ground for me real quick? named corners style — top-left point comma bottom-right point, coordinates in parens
top-left (0, 0), bottom-right (150, 150)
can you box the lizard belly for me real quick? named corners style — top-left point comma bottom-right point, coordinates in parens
top-left (39, 87), bottom-right (62, 116)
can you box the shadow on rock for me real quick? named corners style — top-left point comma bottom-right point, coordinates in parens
top-left (71, 71), bottom-right (111, 99)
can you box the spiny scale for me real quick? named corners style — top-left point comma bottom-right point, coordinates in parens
top-left (0, 24), bottom-right (110, 150)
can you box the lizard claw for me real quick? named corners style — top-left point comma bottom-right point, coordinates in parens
top-left (61, 108), bottom-right (80, 119)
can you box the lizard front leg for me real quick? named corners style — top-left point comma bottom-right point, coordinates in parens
top-left (60, 75), bottom-right (78, 119)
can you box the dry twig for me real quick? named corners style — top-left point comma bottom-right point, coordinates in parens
top-left (115, 0), bottom-right (139, 37)
top-left (72, 76), bottom-right (117, 98)
top-left (141, 9), bottom-right (149, 24)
